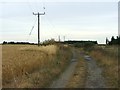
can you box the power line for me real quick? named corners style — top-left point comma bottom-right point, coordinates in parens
top-left (29, 18), bottom-right (37, 35)
top-left (44, 17), bottom-right (55, 31)
top-left (59, 35), bottom-right (60, 42)
top-left (26, 0), bottom-right (34, 12)
top-left (33, 12), bottom-right (45, 46)
top-left (64, 36), bottom-right (65, 42)
top-left (26, 18), bottom-right (37, 42)
top-left (26, 0), bottom-right (46, 44)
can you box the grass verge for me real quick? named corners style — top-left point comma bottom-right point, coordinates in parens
top-left (89, 45), bottom-right (118, 88)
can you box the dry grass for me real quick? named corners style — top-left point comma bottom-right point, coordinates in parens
top-left (90, 45), bottom-right (118, 88)
top-left (2, 44), bottom-right (72, 88)
top-left (0, 45), bottom-right (2, 89)
top-left (19, 45), bottom-right (57, 55)
top-left (66, 49), bottom-right (87, 88)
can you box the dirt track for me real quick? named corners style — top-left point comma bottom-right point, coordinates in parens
top-left (84, 55), bottom-right (106, 88)
top-left (50, 48), bottom-right (78, 88)
top-left (49, 49), bottom-right (106, 88)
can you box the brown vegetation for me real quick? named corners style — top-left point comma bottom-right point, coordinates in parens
top-left (90, 45), bottom-right (118, 88)
top-left (66, 49), bottom-right (87, 88)
top-left (0, 45), bottom-right (2, 88)
top-left (2, 44), bottom-right (72, 88)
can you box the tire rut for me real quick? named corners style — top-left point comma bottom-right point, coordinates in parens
top-left (49, 48), bottom-right (78, 88)
top-left (84, 55), bottom-right (106, 88)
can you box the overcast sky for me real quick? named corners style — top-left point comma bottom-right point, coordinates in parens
top-left (0, 0), bottom-right (119, 44)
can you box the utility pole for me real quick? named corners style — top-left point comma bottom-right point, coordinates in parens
top-left (33, 12), bottom-right (45, 46)
top-left (64, 36), bottom-right (65, 42)
top-left (58, 35), bottom-right (60, 42)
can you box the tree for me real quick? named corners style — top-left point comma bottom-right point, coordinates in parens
top-left (42, 39), bottom-right (56, 46)
top-left (108, 36), bottom-right (120, 45)
top-left (117, 36), bottom-right (119, 39)
top-left (106, 37), bottom-right (109, 45)
top-left (3, 41), bottom-right (7, 44)
top-left (111, 36), bottom-right (115, 42)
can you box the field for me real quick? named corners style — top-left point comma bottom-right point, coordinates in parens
top-left (2, 44), bottom-right (72, 88)
top-left (2, 44), bottom-right (119, 88)
top-left (90, 45), bottom-right (119, 88)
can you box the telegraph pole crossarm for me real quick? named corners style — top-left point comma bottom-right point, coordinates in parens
top-left (33, 12), bottom-right (45, 46)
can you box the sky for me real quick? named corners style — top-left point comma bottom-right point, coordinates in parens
top-left (0, 0), bottom-right (119, 44)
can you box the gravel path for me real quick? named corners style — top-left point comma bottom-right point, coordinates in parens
top-left (49, 49), bottom-right (78, 88)
top-left (84, 55), bottom-right (106, 88)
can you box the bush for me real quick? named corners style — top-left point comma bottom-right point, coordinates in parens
top-left (3, 41), bottom-right (7, 44)
top-left (74, 42), bottom-right (95, 51)
top-left (74, 43), bottom-right (83, 48)
top-left (42, 39), bottom-right (56, 46)
top-left (83, 42), bottom-right (95, 51)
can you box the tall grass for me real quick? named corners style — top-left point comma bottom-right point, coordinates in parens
top-left (0, 45), bottom-right (2, 88)
top-left (90, 45), bottom-right (118, 88)
top-left (2, 44), bottom-right (72, 88)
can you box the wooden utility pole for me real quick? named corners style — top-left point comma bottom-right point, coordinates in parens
top-left (64, 36), bottom-right (65, 42)
top-left (33, 12), bottom-right (45, 46)
top-left (58, 35), bottom-right (60, 42)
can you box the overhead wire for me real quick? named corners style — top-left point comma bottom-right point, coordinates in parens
top-left (26, 0), bottom-right (57, 42)
top-left (26, 0), bottom-right (46, 40)
top-left (26, 0), bottom-right (38, 42)
top-left (26, 0), bottom-right (34, 12)
top-left (39, 0), bottom-right (55, 31)
top-left (42, 0), bottom-right (46, 12)
top-left (26, 18), bottom-right (37, 42)
top-left (29, 18), bottom-right (37, 35)
top-left (41, 0), bottom-right (59, 40)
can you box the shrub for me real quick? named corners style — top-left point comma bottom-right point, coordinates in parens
top-left (83, 42), bottom-right (95, 51)
top-left (74, 42), bottom-right (95, 51)
top-left (42, 39), bottom-right (56, 46)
